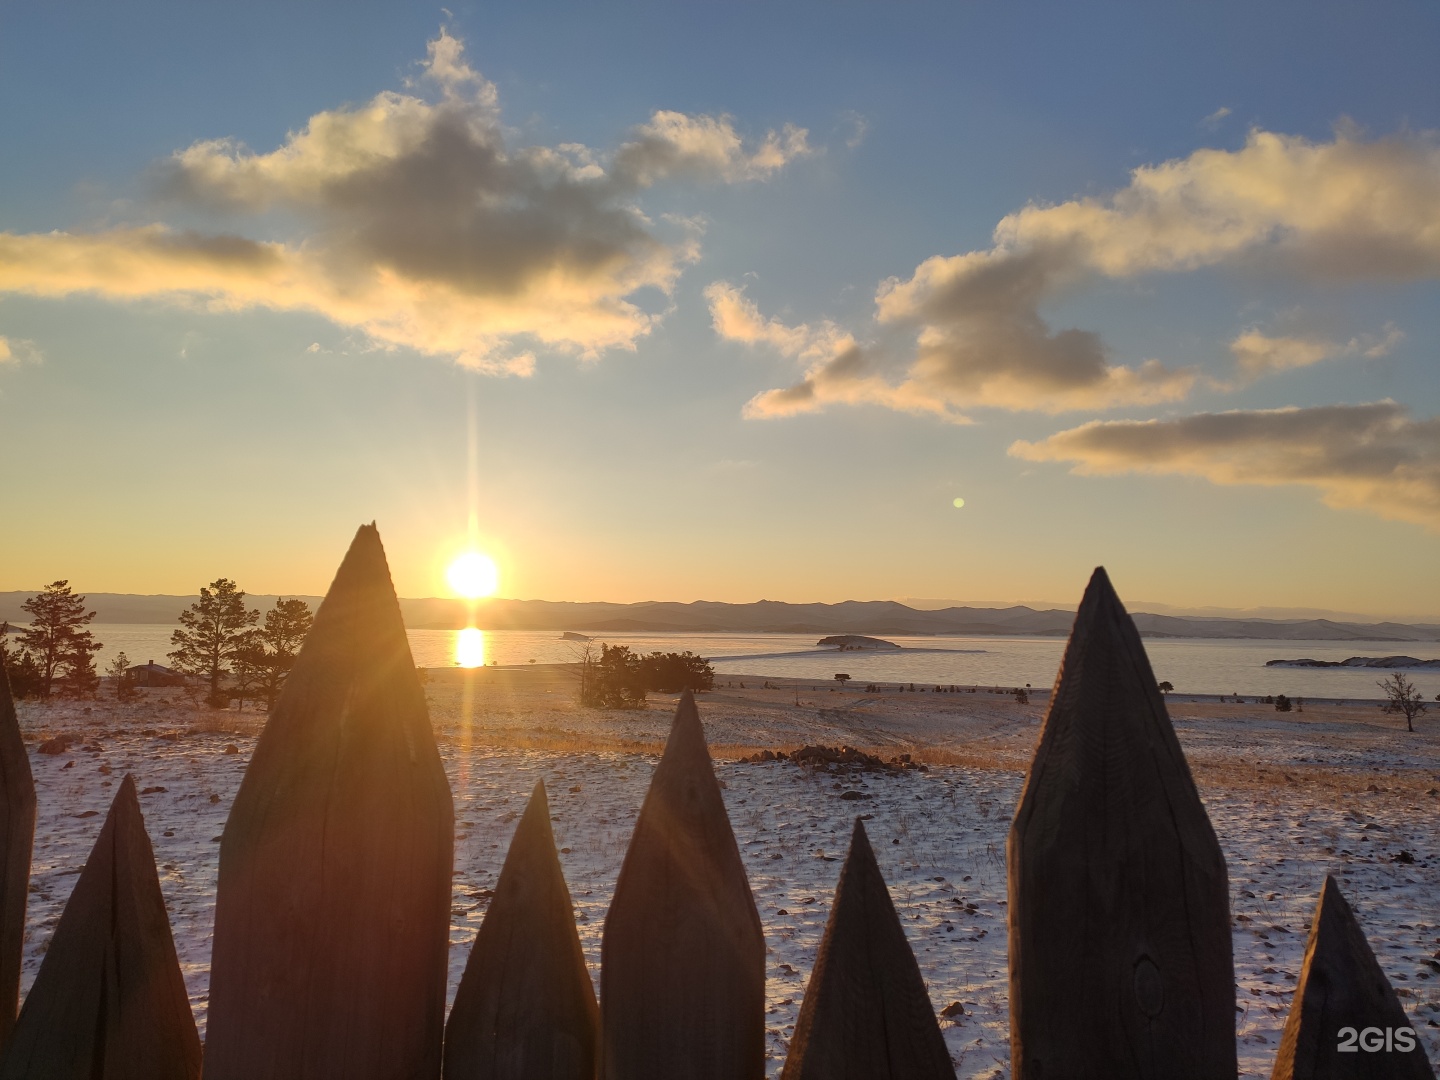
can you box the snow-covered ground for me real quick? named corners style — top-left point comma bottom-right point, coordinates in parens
top-left (14, 670), bottom-right (1440, 1078)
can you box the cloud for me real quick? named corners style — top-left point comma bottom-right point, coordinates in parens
top-left (1010, 401), bottom-right (1440, 531)
top-left (842, 111), bottom-right (869, 150)
top-left (612, 112), bottom-right (811, 188)
top-left (0, 30), bottom-right (809, 372)
top-left (1229, 322), bottom-right (1404, 379)
top-left (736, 126), bottom-right (1440, 418)
top-left (1201, 106), bottom-right (1232, 130)
top-left (703, 281), bottom-right (954, 420)
top-left (0, 335), bottom-right (42, 365)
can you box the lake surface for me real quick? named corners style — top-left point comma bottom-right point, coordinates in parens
top-left (72, 625), bottom-right (1440, 701)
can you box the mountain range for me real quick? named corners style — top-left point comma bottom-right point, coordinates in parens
top-left (2, 593), bottom-right (1437, 642)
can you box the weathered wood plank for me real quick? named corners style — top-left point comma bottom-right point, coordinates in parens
top-left (601, 689), bottom-right (764, 1080)
top-left (0, 775), bottom-right (200, 1080)
top-left (1271, 875), bottom-right (1434, 1079)
top-left (781, 818), bottom-right (955, 1080)
top-left (203, 524), bottom-right (454, 1080)
top-left (443, 779), bottom-right (597, 1080)
top-left (1008, 566), bottom-right (1237, 1080)
top-left (0, 658), bottom-right (35, 1045)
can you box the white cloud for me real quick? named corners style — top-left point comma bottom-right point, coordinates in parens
top-left (0, 30), bottom-right (809, 373)
top-left (1229, 322), bottom-right (1404, 379)
top-left (612, 112), bottom-right (811, 188)
top-left (1010, 401), bottom-right (1440, 531)
top-left (842, 111), bottom-right (869, 150)
top-left (735, 126), bottom-right (1440, 419)
top-left (1201, 106), bottom-right (1232, 130)
top-left (0, 335), bottom-right (42, 365)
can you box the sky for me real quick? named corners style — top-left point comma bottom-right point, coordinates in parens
top-left (2, 2), bottom-right (1438, 617)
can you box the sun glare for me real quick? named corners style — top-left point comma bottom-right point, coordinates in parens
top-left (456, 627), bottom-right (485, 668)
top-left (446, 551), bottom-right (500, 599)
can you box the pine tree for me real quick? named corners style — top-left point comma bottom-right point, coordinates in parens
top-left (18, 582), bottom-right (101, 699)
top-left (257, 598), bottom-right (314, 709)
top-left (169, 579), bottom-right (259, 707)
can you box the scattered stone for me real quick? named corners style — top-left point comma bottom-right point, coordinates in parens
top-left (940, 1001), bottom-right (966, 1019)
top-left (60, 761), bottom-right (74, 771)
top-left (839, 791), bottom-right (871, 801)
top-left (37, 735), bottom-right (73, 755)
top-left (222, 744), bottom-right (239, 755)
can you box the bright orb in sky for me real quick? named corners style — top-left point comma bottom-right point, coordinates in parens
top-left (952, 497), bottom-right (966, 509)
top-left (446, 551), bottom-right (499, 599)
top-left (456, 627), bottom-right (485, 668)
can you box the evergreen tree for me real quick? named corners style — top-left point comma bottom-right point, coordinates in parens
top-left (17, 581), bottom-right (101, 699)
top-left (105, 651), bottom-right (135, 701)
top-left (257, 598), bottom-right (314, 708)
top-left (169, 579), bottom-right (259, 707)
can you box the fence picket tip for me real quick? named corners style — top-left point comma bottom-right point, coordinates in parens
top-left (1271, 875), bottom-right (1435, 1079)
top-left (444, 778), bottom-right (597, 1080)
top-left (1008, 565), bottom-right (1237, 1080)
top-left (204, 523), bottom-right (454, 1080)
top-left (0, 774), bottom-right (200, 1080)
top-left (0, 657), bottom-right (35, 1048)
top-left (781, 817), bottom-right (955, 1080)
top-left (601, 688), bottom-right (764, 1080)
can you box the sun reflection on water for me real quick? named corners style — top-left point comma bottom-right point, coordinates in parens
top-left (455, 627), bottom-right (485, 668)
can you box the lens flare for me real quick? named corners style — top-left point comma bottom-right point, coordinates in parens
top-left (456, 627), bottom-right (485, 668)
top-left (446, 551), bottom-right (499, 599)
top-left (952, 497), bottom-right (966, 508)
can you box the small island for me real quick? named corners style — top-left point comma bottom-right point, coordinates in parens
top-left (560, 631), bottom-right (593, 642)
top-left (816, 635), bottom-right (901, 651)
top-left (1265, 655), bottom-right (1440, 669)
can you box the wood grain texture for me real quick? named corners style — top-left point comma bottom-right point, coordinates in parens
top-left (0, 659), bottom-right (34, 1045)
top-left (203, 524), bottom-right (454, 1080)
top-left (1008, 567), bottom-right (1237, 1080)
top-left (600, 690), bottom-right (764, 1080)
top-left (780, 818), bottom-right (955, 1080)
top-left (443, 779), bottom-right (598, 1080)
top-left (0, 775), bottom-right (200, 1080)
top-left (1271, 876), bottom-right (1434, 1080)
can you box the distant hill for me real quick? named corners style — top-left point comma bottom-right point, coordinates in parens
top-left (5, 592), bottom-right (1435, 642)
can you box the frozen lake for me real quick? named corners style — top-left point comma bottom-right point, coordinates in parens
top-left (73, 624), bottom-right (1440, 701)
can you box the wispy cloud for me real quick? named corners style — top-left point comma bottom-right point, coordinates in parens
top-left (1229, 322), bottom-right (1403, 381)
top-left (0, 29), bottom-right (810, 374)
top-left (0, 335), bottom-right (42, 365)
top-left (1200, 106), bottom-right (1232, 130)
top-left (1010, 401), bottom-right (1440, 531)
top-left (731, 126), bottom-right (1440, 418)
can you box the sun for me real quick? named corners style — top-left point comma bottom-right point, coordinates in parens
top-left (446, 551), bottom-right (500, 599)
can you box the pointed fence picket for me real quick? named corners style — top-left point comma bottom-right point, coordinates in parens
top-left (0, 549), bottom-right (1433, 1079)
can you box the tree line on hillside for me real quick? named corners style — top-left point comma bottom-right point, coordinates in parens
top-left (1, 578), bottom-right (312, 710)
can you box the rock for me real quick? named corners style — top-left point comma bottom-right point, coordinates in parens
top-left (37, 736), bottom-right (72, 755)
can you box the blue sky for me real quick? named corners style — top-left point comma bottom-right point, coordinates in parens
top-left (2, 2), bottom-right (1438, 616)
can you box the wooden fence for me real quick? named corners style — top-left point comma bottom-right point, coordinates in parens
top-left (0, 528), bottom-right (1432, 1079)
